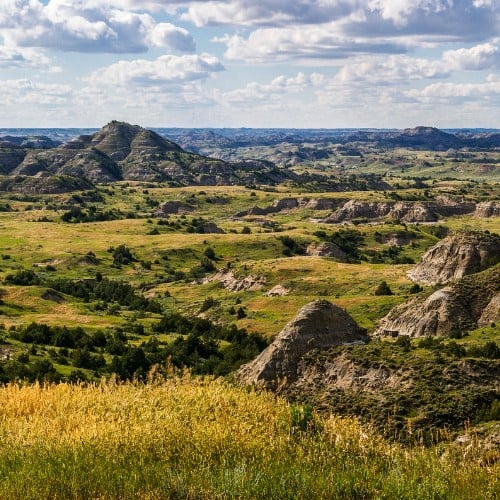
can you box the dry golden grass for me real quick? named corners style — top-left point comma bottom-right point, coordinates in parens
top-left (0, 376), bottom-right (497, 499)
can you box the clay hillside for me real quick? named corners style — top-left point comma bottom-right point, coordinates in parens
top-left (407, 231), bottom-right (500, 285)
top-left (236, 300), bottom-right (368, 390)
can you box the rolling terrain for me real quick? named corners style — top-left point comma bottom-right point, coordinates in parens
top-left (0, 123), bottom-right (498, 497)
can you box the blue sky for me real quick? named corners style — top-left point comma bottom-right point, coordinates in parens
top-left (0, 0), bottom-right (498, 128)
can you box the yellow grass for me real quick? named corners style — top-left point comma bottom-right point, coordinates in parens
top-left (0, 376), bottom-right (497, 499)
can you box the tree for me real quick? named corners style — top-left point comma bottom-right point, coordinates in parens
top-left (111, 245), bottom-right (135, 266)
top-left (374, 281), bottom-right (393, 296)
top-left (203, 247), bottom-right (216, 260)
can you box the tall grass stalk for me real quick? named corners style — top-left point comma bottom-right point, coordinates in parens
top-left (0, 376), bottom-right (497, 499)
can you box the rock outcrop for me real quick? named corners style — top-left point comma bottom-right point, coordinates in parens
top-left (236, 300), bottom-right (367, 389)
top-left (0, 144), bottom-right (25, 174)
top-left (306, 242), bottom-right (348, 261)
top-left (375, 265), bottom-right (500, 337)
top-left (234, 197), bottom-right (299, 217)
top-left (0, 121), bottom-right (289, 193)
top-left (323, 197), bottom-right (477, 223)
top-left (198, 222), bottom-right (225, 234)
top-left (203, 270), bottom-right (266, 291)
top-left (265, 284), bottom-right (291, 296)
top-left (475, 201), bottom-right (500, 218)
top-left (0, 173), bottom-right (94, 194)
top-left (152, 201), bottom-right (194, 216)
top-left (408, 231), bottom-right (500, 285)
top-left (304, 198), bottom-right (342, 211)
top-left (375, 288), bottom-right (468, 337)
top-left (478, 293), bottom-right (500, 327)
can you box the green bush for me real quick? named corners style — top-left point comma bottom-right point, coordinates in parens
top-left (374, 281), bottom-right (393, 296)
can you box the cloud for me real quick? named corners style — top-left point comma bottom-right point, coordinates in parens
top-left (333, 43), bottom-right (499, 86)
top-left (1, 79), bottom-right (72, 105)
top-left (219, 72), bottom-right (314, 104)
top-left (216, 24), bottom-right (409, 62)
top-left (350, 0), bottom-right (498, 42)
top-left (0, 0), bottom-right (195, 53)
top-left (335, 55), bottom-right (449, 84)
top-left (181, 0), bottom-right (360, 27)
top-left (86, 53), bottom-right (224, 87)
top-left (180, 0), bottom-right (498, 44)
top-left (367, 0), bottom-right (453, 27)
top-left (0, 45), bottom-right (56, 69)
top-left (149, 23), bottom-right (196, 52)
top-left (207, 0), bottom-right (498, 62)
top-left (406, 74), bottom-right (500, 101)
top-left (442, 43), bottom-right (500, 71)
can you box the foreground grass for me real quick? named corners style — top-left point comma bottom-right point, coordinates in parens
top-left (0, 376), bottom-right (497, 499)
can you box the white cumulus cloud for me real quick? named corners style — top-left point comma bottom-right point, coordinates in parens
top-left (335, 55), bottom-right (450, 84)
top-left (406, 74), bottom-right (500, 101)
top-left (1, 78), bottom-right (72, 105)
top-left (442, 43), bottom-right (500, 71)
top-left (86, 53), bottom-right (224, 86)
top-left (0, 0), bottom-right (196, 53)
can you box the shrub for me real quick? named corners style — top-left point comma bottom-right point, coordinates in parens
top-left (374, 281), bottom-right (393, 296)
top-left (200, 297), bottom-right (217, 312)
top-left (204, 247), bottom-right (216, 260)
top-left (5, 269), bottom-right (41, 286)
top-left (111, 245), bottom-right (135, 266)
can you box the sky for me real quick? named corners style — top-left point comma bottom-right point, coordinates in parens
top-left (0, 0), bottom-right (499, 128)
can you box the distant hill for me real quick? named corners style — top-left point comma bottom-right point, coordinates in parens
top-left (0, 121), bottom-right (290, 193)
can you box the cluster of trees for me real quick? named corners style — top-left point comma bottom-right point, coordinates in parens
top-left (50, 277), bottom-right (162, 313)
top-left (148, 314), bottom-right (267, 375)
top-left (0, 357), bottom-right (60, 383)
top-left (392, 335), bottom-right (500, 360)
top-left (108, 244), bottom-right (136, 266)
top-left (0, 309), bottom-right (268, 382)
top-left (5, 268), bottom-right (161, 313)
top-left (367, 246), bottom-right (415, 264)
top-left (314, 228), bottom-right (365, 261)
top-left (279, 236), bottom-right (306, 257)
top-left (61, 205), bottom-right (131, 223)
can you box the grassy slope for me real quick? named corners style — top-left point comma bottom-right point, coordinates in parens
top-left (0, 377), bottom-right (497, 500)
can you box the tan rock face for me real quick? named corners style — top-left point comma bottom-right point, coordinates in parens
top-left (304, 198), bottom-right (341, 211)
top-left (324, 198), bottom-right (476, 223)
top-left (478, 293), bottom-right (500, 327)
top-left (475, 201), bottom-right (500, 218)
top-left (408, 231), bottom-right (500, 285)
top-left (203, 270), bottom-right (266, 292)
top-left (236, 300), bottom-right (367, 389)
top-left (374, 288), bottom-right (469, 337)
top-left (152, 201), bottom-right (194, 216)
top-left (375, 265), bottom-right (500, 337)
top-left (265, 285), bottom-right (290, 297)
top-left (306, 242), bottom-right (348, 261)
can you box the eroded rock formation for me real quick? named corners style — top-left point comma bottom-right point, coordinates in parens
top-left (375, 265), bottom-right (500, 337)
top-left (236, 300), bottom-right (367, 389)
top-left (408, 231), bottom-right (500, 285)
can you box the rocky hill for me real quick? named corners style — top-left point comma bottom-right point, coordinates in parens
top-left (237, 294), bottom-right (499, 439)
top-left (408, 231), bottom-right (500, 285)
top-left (0, 135), bottom-right (60, 149)
top-left (0, 121), bottom-right (292, 193)
top-left (375, 265), bottom-right (499, 337)
top-left (236, 300), bottom-right (367, 390)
